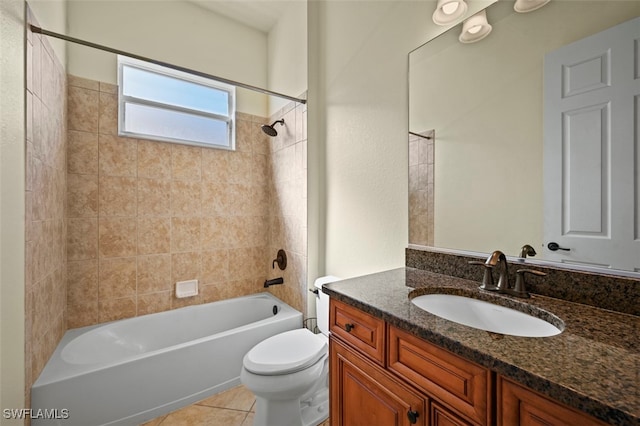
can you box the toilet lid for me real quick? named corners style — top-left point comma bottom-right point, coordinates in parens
top-left (243, 329), bottom-right (327, 376)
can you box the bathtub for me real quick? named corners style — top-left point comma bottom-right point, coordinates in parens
top-left (31, 292), bottom-right (302, 426)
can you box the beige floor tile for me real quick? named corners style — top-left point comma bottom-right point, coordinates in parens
top-left (197, 385), bottom-right (256, 412)
top-left (157, 405), bottom-right (247, 426)
top-left (241, 411), bottom-right (254, 426)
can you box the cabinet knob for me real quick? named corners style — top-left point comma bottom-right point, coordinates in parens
top-left (407, 409), bottom-right (419, 424)
top-left (344, 323), bottom-right (354, 332)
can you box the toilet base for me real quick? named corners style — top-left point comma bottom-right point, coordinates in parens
top-left (252, 387), bottom-right (329, 426)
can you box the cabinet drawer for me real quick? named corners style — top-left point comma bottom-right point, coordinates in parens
top-left (330, 299), bottom-right (385, 365)
top-left (498, 376), bottom-right (608, 426)
top-left (388, 326), bottom-right (490, 425)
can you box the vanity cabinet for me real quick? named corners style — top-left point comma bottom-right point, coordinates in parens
top-left (329, 300), bottom-right (488, 426)
top-left (329, 299), bottom-right (612, 426)
top-left (498, 376), bottom-right (608, 426)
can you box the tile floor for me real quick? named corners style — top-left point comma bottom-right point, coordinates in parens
top-left (140, 385), bottom-right (330, 426)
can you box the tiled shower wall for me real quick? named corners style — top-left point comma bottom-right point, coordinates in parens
top-left (25, 11), bottom-right (68, 396)
top-left (65, 75), bottom-right (309, 327)
top-left (408, 130), bottom-right (434, 246)
top-left (264, 101), bottom-right (308, 315)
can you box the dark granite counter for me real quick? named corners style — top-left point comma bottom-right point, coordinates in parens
top-left (323, 267), bottom-right (640, 426)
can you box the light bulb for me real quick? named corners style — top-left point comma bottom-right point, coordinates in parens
top-left (467, 25), bottom-right (482, 34)
top-left (442, 2), bottom-right (459, 15)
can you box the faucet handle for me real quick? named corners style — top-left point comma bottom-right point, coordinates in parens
top-left (469, 260), bottom-right (498, 291)
top-left (512, 269), bottom-right (546, 298)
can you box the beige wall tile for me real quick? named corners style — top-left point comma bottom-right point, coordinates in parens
top-left (99, 217), bottom-right (137, 258)
top-left (67, 173), bottom-right (98, 218)
top-left (99, 296), bottom-right (137, 322)
top-left (138, 178), bottom-right (171, 217)
top-left (138, 140), bottom-right (171, 179)
top-left (67, 302), bottom-right (99, 329)
top-left (201, 216), bottom-right (233, 250)
top-left (171, 180), bottom-right (201, 216)
top-left (171, 252), bottom-right (201, 283)
top-left (67, 260), bottom-right (98, 306)
top-left (99, 92), bottom-right (118, 135)
top-left (68, 130), bottom-right (98, 174)
top-left (201, 183), bottom-right (232, 217)
top-left (171, 217), bottom-right (201, 252)
top-left (68, 86), bottom-right (99, 133)
top-left (172, 144), bottom-right (202, 181)
top-left (99, 134), bottom-right (137, 177)
top-left (99, 176), bottom-right (137, 217)
top-left (137, 217), bottom-right (171, 255)
top-left (228, 247), bottom-right (264, 281)
top-left (99, 82), bottom-right (117, 94)
top-left (227, 152), bottom-right (252, 184)
top-left (25, 26), bottom-right (68, 391)
top-left (99, 257), bottom-right (137, 299)
top-left (201, 250), bottom-right (229, 285)
top-left (236, 118), bottom-right (252, 153)
top-left (137, 292), bottom-right (171, 316)
top-left (67, 218), bottom-right (98, 261)
top-left (202, 149), bottom-right (231, 182)
top-left (137, 254), bottom-right (171, 294)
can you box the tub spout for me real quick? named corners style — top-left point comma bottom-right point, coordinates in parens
top-left (264, 277), bottom-right (284, 288)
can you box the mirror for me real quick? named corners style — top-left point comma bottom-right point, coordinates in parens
top-left (409, 0), bottom-right (640, 274)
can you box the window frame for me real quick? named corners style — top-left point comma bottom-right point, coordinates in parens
top-left (117, 55), bottom-right (236, 150)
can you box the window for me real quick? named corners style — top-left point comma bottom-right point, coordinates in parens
top-left (117, 55), bottom-right (235, 150)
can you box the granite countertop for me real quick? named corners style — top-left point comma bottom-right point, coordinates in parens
top-left (322, 267), bottom-right (639, 426)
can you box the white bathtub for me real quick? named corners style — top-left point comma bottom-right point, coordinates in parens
top-left (31, 292), bottom-right (302, 426)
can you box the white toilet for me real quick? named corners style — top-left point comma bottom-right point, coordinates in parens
top-left (240, 276), bottom-right (340, 426)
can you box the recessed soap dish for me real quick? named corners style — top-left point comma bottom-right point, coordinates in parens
top-left (176, 279), bottom-right (198, 298)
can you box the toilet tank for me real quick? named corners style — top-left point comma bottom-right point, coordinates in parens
top-left (313, 276), bottom-right (341, 336)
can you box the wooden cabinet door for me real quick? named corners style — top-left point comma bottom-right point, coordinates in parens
top-left (431, 402), bottom-right (474, 426)
top-left (498, 376), bottom-right (608, 426)
top-left (330, 336), bottom-right (426, 426)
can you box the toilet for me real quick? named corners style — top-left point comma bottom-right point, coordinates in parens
top-left (240, 276), bottom-right (340, 426)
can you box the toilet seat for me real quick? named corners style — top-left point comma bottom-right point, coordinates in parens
top-left (243, 329), bottom-right (327, 376)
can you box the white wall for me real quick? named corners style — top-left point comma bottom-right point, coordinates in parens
top-left (308, 0), bottom-right (493, 280)
top-left (0, 0), bottom-right (26, 420)
top-left (66, 0), bottom-right (269, 116)
top-left (267, 0), bottom-right (307, 115)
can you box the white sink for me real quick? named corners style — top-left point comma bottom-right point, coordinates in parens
top-left (411, 294), bottom-right (562, 337)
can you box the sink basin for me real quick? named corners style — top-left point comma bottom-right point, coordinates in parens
top-left (411, 294), bottom-right (562, 337)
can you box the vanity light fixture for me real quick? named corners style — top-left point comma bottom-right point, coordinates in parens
top-left (459, 10), bottom-right (492, 43)
top-left (514, 0), bottom-right (551, 13)
top-left (432, 0), bottom-right (468, 26)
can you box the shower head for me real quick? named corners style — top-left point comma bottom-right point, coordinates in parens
top-left (261, 119), bottom-right (285, 137)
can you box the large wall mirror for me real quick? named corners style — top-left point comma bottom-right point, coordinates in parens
top-left (409, 0), bottom-right (640, 274)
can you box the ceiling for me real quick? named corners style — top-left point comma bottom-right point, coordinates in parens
top-left (188, 0), bottom-right (294, 33)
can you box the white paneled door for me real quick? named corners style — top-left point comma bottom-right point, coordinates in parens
top-left (543, 17), bottom-right (640, 271)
